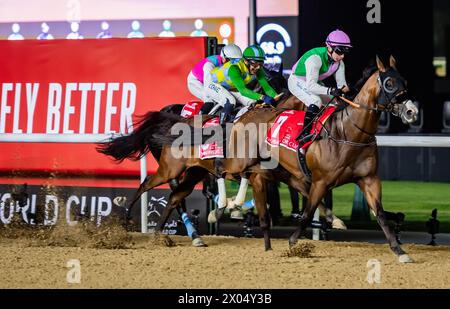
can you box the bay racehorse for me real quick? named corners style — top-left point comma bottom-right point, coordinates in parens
top-left (98, 55), bottom-right (417, 260)
top-left (222, 55), bottom-right (418, 262)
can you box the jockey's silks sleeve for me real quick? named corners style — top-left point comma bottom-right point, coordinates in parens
top-left (256, 69), bottom-right (278, 98)
top-left (228, 65), bottom-right (264, 100)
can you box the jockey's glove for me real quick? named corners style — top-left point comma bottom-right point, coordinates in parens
top-left (328, 87), bottom-right (344, 97)
top-left (261, 95), bottom-right (275, 105)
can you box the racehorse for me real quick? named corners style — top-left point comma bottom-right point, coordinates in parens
top-left (222, 55), bottom-right (418, 262)
top-left (97, 95), bottom-right (344, 249)
top-left (103, 55), bottom-right (418, 262)
top-left (98, 66), bottom-right (328, 246)
top-left (98, 55), bottom-right (417, 259)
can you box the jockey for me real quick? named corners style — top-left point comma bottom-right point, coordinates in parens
top-left (187, 43), bottom-right (242, 104)
top-left (205, 44), bottom-right (279, 124)
top-left (288, 29), bottom-right (352, 143)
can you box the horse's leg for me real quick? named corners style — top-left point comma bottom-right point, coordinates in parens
top-left (169, 178), bottom-right (192, 237)
top-left (169, 178), bottom-right (186, 215)
top-left (157, 168), bottom-right (208, 247)
top-left (357, 176), bottom-right (413, 263)
top-left (286, 176), bottom-right (346, 229)
top-left (288, 186), bottom-right (300, 215)
top-left (250, 173), bottom-right (271, 251)
top-left (125, 167), bottom-right (171, 224)
top-left (126, 157), bottom-right (186, 224)
top-left (232, 176), bottom-right (249, 207)
top-left (208, 172), bottom-right (250, 223)
top-left (289, 180), bottom-right (328, 246)
top-left (318, 203), bottom-right (347, 230)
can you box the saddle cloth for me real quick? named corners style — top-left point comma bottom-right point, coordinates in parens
top-left (266, 106), bottom-right (337, 152)
top-left (199, 117), bottom-right (224, 159)
top-left (180, 101), bottom-right (204, 118)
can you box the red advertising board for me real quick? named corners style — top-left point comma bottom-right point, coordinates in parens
top-left (0, 37), bottom-right (207, 176)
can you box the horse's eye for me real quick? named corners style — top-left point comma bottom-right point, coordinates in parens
top-left (384, 78), bottom-right (397, 92)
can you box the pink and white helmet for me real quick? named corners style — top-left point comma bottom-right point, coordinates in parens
top-left (326, 29), bottom-right (352, 48)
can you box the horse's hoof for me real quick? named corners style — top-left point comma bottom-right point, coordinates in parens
top-left (288, 239), bottom-right (297, 248)
top-left (332, 218), bottom-right (347, 230)
top-left (192, 237), bottom-right (207, 247)
top-left (124, 219), bottom-right (136, 232)
top-left (207, 211), bottom-right (217, 224)
top-left (398, 254), bottom-right (413, 263)
top-left (265, 247), bottom-right (273, 251)
top-left (230, 208), bottom-right (244, 220)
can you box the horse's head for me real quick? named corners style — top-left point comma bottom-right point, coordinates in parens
top-left (375, 55), bottom-right (418, 124)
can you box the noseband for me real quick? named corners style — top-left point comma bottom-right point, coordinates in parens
top-left (326, 70), bottom-right (409, 145)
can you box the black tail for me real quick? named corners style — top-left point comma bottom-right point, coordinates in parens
top-left (96, 111), bottom-right (189, 162)
top-left (160, 103), bottom-right (185, 115)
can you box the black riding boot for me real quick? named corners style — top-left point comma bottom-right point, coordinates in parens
top-left (199, 102), bottom-right (215, 115)
top-left (219, 101), bottom-right (234, 125)
top-left (296, 104), bottom-right (320, 143)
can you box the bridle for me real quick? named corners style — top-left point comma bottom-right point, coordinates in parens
top-left (323, 69), bottom-right (409, 146)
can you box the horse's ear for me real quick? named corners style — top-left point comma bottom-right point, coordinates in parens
top-left (389, 55), bottom-right (397, 70)
top-left (376, 55), bottom-right (386, 72)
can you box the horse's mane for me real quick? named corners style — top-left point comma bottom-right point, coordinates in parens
top-left (348, 64), bottom-right (378, 100)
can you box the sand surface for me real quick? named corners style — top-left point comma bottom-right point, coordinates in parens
top-left (1, 220), bottom-right (449, 289)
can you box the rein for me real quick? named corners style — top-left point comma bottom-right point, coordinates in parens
top-left (338, 95), bottom-right (392, 113)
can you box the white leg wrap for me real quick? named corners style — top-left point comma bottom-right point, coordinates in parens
top-left (217, 178), bottom-right (227, 209)
top-left (233, 178), bottom-right (248, 206)
top-left (312, 208), bottom-right (320, 240)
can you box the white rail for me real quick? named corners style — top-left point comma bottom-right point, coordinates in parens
top-left (2, 134), bottom-right (450, 147)
top-left (376, 136), bottom-right (450, 148)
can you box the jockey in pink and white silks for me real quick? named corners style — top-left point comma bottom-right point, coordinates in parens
top-left (288, 29), bottom-right (353, 144)
top-left (187, 43), bottom-right (242, 102)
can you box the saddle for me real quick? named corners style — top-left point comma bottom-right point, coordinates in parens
top-left (180, 100), bottom-right (243, 122)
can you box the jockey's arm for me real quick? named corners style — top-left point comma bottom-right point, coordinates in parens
top-left (255, 69), bottom-right (278, 98)
top-left (334, 61), bottom-right (348, 90)
top-left (305, 55), bottom-right (330, 95)
top-left (202, 62), bottom-right (215, 86)
top-left (228, 65), bottom-right (264, 101)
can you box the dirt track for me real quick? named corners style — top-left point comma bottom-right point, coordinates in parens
top-left (1, 221), bottom-right (450, 288)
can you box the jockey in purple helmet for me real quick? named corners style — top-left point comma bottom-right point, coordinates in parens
top-left (288, 29), bottom-right (353, 143)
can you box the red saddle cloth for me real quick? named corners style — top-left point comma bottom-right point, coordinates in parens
top-left (266, 106), bottom-right (337, 152)
top-left (180, 101), bottom-right (204, 118)
top-left (199, 117), bottom-right (224, 159)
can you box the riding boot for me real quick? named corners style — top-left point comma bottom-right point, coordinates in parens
top-left (219, 101), bottom-right (234, 125)
top-left (216, 101), bottom-right (232, 181)
top-left (296, 104), bottom-right (320, 144)
top-left (199, 102), bottom-right (215, 115)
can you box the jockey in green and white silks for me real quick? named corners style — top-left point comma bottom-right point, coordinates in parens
top-left (288, 29), bottom-right (353, 143)
top-left (204, 44), bottom-right (278, 123)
